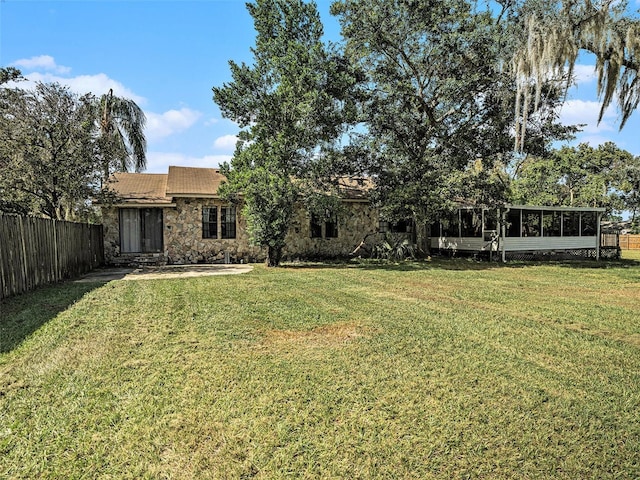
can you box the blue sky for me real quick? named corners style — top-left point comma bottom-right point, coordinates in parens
top-left (1, 0), bottom-right (639, 176)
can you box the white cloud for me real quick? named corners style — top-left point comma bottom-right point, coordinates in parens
top-left (145, 108), bottom-right (202, 141)
top-left (12, 55), bottom-right (71, 74)
top-left (16, 71), bottom-right (146, 104)
top-left (213, 134), bottom-right (238, 151)
top-left (575, 134), bottom-right (615, 148)
top-left (558, 99), bottom-right (616, 134)
top-left (8, 55), bottom-right (145, 102)
top-left (145, 152), bottom-right (231, 173)
top-left (572, 64), bottom-right (597, 85)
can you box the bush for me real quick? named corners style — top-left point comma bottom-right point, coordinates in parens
top-left (371, 235), bottom-right (417, 261)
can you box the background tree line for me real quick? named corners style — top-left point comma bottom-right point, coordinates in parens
top-left (511, 142), bottom-right (640, 223)
top-left (0, 67), bottom-right (146, 222)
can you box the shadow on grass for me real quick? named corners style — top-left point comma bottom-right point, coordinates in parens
top-left (0, 280), bottom-right (105, 354)
top-left (281, 255), bottom-right (640, 272)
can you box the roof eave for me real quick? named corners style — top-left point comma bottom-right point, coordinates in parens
top-left (110, 202), bottom-right (176, 208)
top-left (167, 193), bottom-right (221, 199)
top-left (507, 205), bottom-right (607, 213)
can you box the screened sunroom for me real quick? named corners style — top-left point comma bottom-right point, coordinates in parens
top-left (431, 205), bottom-right (606, 260)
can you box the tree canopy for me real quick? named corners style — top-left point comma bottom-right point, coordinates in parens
top-left (511, 0), bottom-right (640, 150)
top-left (0, 80), bottom-right (97, 219)
top-left (213, 0), bottom-right (359, 266)
top-left (510, 142), bottom-right (634, 217)
top-left (331, 0), bottom-right (577, 244)
top-left (0, 67), bottom-right (147, 221)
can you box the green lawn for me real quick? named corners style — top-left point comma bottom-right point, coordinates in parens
top-left (1, 258), bottom-right (639, 479)
top-left (622, 248), bottom-right (640, 261)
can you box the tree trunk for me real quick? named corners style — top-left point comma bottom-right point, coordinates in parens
top-left (414, 218), bottom-right (431, 256)
top-left (266, 245), bottom-right (283, 267)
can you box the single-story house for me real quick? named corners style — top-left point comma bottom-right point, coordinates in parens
top-left (101, 166), bottom-right (382, 265)
top-left (431, 205), bottom-right (612, 260)
top-left (102, 165), bottom-right (614, 265)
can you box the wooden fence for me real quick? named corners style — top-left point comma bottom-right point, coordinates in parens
top-left (619, 234), bottom-right (640, 250)
top-left (600, 233), bottom-right (619, 248)
top-left (0, 214), bottom-right (104, 300)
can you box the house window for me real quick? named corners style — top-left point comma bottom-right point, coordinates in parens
top-left (379, 219), bottom-right (413, 234)
top-left (120, 208), bottom-right (163, 253)
top-left (310, 213), bottom-right (338, 238)
top-left (221, 206), bottom-right (237, 239)
top-left (325, 216), bottom-right (338, 238)
top-left (310, 214), bottom-right (323, 238)
top-left (202, 207), bottom-right (218, 239)
top-left (203, 206), bottom-right (237, 239)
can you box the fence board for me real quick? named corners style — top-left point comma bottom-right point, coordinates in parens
top-left (600, 233), bottom-right (619, 248)
top-left (619, 234), bottom-right (640, 250)
top-left (0, 214), bottom-right (104, 300)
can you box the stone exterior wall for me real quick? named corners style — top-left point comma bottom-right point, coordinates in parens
top-left (102, 198), bottom-right (381, 265)
top-left (282, 201), bottom-right (380, 259)
top-left (165, 198), bottom-right (264, 264)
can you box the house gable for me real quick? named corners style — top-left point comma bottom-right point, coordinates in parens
top-left (165, 166), bottom-right (226, 198)
top-left (106, 172), bottom-right (173, 206)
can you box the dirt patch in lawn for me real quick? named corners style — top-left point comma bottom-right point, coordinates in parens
top-left (260, 322), bottom-right (371, 350)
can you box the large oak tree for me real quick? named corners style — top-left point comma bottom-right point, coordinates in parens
top-left (331, 0), bottom-right (638, 248)
top-left (331, 0), bottom-right (573, 245)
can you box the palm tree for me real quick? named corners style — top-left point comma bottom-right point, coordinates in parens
top-left (98, 89), bottom-right (147, 183)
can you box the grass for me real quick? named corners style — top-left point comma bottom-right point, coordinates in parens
top-left (1, 257), bottom-right (639, 479)
top-left (622, 248), bottom-right (640, 261)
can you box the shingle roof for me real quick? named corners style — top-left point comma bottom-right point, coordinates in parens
top-left (107, 173), bottom-right (172, 204)
top-left (336, 177), bottom-right (374, 201)
top-left (165, 166), bottom-right (225, 197)
top-left (106, 166), bottom-right (371, 203)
